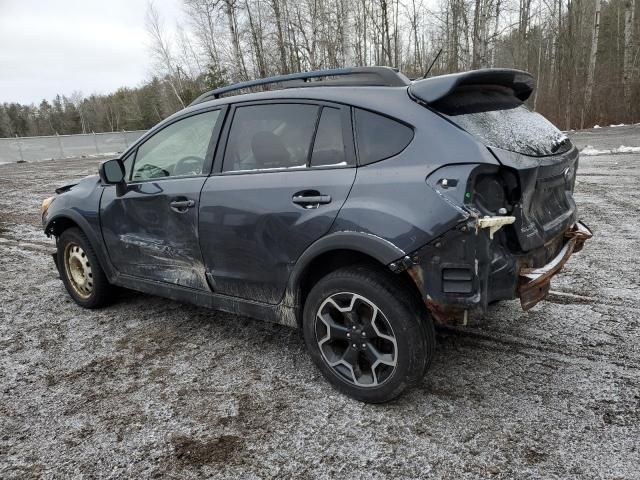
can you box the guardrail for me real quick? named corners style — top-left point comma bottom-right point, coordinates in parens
top-left (0, 130), bottom-right (147, 163)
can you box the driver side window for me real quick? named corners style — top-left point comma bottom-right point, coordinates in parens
top-left (131, 110), bottom-right (220, 181)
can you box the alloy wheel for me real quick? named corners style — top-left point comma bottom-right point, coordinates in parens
top-left (315, 292), bottom-right (397, 387)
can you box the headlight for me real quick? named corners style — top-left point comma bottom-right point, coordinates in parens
top-left (41, 196), bottom-right (55, 217)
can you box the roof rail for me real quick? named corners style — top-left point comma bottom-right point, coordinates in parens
top-left (189, 66), bottom-right (410, 106)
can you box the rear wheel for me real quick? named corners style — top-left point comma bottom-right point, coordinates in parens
top-left (303, 265), bottom-right (435, 403)
top-left (58, 228), bottom-right (112, 308)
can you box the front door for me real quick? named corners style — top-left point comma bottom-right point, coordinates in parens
top-left (199, 102), bottom-right (357, 304)
top-left (100, 109), bottom-right (223, 290)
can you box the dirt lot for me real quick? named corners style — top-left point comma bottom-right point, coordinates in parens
top-left (1, 127), bottom-right (639, 479)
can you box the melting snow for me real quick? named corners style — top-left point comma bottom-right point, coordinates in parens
top-left (448, 105), bottom-right (569, 156)
top-left (581, 145), bottom-right (640, 156)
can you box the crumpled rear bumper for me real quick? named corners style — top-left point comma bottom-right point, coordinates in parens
top-left (401, 220), bottom-right (592, 325)
top-left (517, 221), bottom-right (592, 310)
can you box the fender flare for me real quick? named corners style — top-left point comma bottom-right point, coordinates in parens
top-left (45, 210), bottom-right (117, 281)
top-left (285, 231), bottom-right (406, 305)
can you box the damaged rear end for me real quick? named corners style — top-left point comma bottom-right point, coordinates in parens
top-left (406, 69), bottom-right (592, 323)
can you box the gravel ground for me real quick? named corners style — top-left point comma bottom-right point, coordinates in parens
top-left (1, 127), bottom-right (639, 479)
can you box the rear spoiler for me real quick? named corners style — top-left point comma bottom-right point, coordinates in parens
top-left (408, 68), bottom-right (535, 105)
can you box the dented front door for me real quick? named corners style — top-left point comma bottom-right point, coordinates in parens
top-left (100, 177), bottom-right (209, 290)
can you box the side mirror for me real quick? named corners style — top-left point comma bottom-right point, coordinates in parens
top-left (99, 158), bottom-right (127, 196)
top-left (99, 158), bottom-right (125, 184)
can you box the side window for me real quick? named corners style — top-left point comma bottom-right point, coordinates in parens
top-left (223, 104), bottom-right (319, 172)
top-left (354, 108), bottom-right (413, 165)
top-left (310, 107), bottom-right (347, 167)
top-left (121, 151), bottom-right (134, 180)
top-left (131, 110), bottom-right (219, 181)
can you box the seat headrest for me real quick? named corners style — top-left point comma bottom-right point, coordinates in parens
top-left (251, 131), bottom-right (291, 169)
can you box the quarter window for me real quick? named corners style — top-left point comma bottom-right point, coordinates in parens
top-left (310, 107), bottom-right (347, 167)
top-left (121, 151), bottom-right (135, 180)
top-left (354, 108), bottom-right (413, 165)
top-left (131, 110), bottom-right (219, 181)
top-left (223, 104), bottom-right (319, 172)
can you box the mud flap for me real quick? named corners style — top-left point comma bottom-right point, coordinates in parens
top-left (518, 221), bottom-right (592, 310)
top-left (51, 252), bottom-right (61, 278)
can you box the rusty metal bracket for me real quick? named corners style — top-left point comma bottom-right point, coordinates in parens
top-left (518, 221), bottom-right (592, 310)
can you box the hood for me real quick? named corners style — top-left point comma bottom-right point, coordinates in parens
top-left (55, 174), bottom-right (99, 194)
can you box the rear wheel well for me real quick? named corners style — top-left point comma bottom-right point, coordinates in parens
top-left (296, 249), bottom-right (426, 326)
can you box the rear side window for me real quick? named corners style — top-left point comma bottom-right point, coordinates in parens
top-left (436, 88), bottom-right (570, 156)
top-left (354, 108), bottom-right (413, 165)
top-left (310, 107), bottom-right (347, 167)
top-left (223, 104), bottom-right (319, 172)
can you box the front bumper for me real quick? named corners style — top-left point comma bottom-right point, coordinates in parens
top-left (403, 220), bottom-right (592, 324)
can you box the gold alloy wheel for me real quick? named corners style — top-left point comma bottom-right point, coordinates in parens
top-left (63, 243), bottom-right (93, 299)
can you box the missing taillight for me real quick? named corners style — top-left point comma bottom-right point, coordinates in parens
top-left (467, 167), bottom-right (520, 216)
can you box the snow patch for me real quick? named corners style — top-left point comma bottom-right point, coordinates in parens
top-left (581, 145), bottom-right (640, 156)
top-left (616, 145), bottom-right (640, 153)
top-left (610, 123), bottom-right (626, 127)
top-left (581, 146), bottom-right (609, 156)
top-left (593, 125), bottom-right (601, 129)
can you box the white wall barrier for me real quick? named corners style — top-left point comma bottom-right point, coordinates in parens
top-left (0, 130), bottom-right (147, 163)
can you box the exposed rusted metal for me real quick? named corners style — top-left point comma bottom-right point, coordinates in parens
top-left (518, 221), bottom-right (592, 310)
top-left (406, 264), bottom-right (465, 324)
top-left (425, 296), bottom-right (466, 324)
top-left (406, 263), bottom-right (424, 289)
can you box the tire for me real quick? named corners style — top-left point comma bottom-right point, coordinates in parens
top-left (302, 264), bottom-right (435, 403)
top-left (57, 227), bottom-right (113, 309)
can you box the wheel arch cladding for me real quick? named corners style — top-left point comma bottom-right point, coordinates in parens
top-left (44, 215), bottom-right (80, 237)
top-left (287, 233), bottom-right (428, 328)
top-left (45, 212), bottom-right (115, 280)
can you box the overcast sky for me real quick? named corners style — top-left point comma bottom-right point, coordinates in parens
top-left (0, 0), bottom-right (182, 104)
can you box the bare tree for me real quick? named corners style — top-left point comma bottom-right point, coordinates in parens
top-left (183, 0), bottom-right (223, 68)
top-left (270, 0), bottom-right (290, 73)
top-left (145, 1), bottom-right (185, 108)
top-left (224, 0), bottom-right (249, 80)
top-left (581, 0), bottom-right (601, 129)
top-left (623, 0), bottom-right (636, 120)
top-left (69, 91), bottom-right (87, 134)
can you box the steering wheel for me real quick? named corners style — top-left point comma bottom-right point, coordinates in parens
top-left (174, 156), bottom-right (204, 176)
top-left (133, 163), bottom-right (170, 180)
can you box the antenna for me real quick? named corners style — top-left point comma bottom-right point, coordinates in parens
top-left (422, 48), bottom-right (443, 79)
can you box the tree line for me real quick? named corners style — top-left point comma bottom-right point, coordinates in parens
top-left (1, 0), bottom-right (638, 138)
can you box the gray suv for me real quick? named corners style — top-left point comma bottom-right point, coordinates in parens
top-left (41, 67), bottom-right (591, 402)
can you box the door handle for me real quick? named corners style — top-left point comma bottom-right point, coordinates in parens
top-left (292, 194), bottom-right (332, 208)
top-left (169, 199), bottom-right (195, 212)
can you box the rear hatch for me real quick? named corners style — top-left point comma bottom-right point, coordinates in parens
top-left (409, 69), bottom-right (578, 254)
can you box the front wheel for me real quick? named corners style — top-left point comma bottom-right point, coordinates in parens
top-left (303, 265), bottom-right (435, 403)
top-left (57, 227), bottom-right (113, 309)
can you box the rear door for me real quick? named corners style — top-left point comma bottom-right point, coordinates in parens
top-left (100, 108), bottom-right (224, 290)
top-left (199, 101), bottom-right (356, 304)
